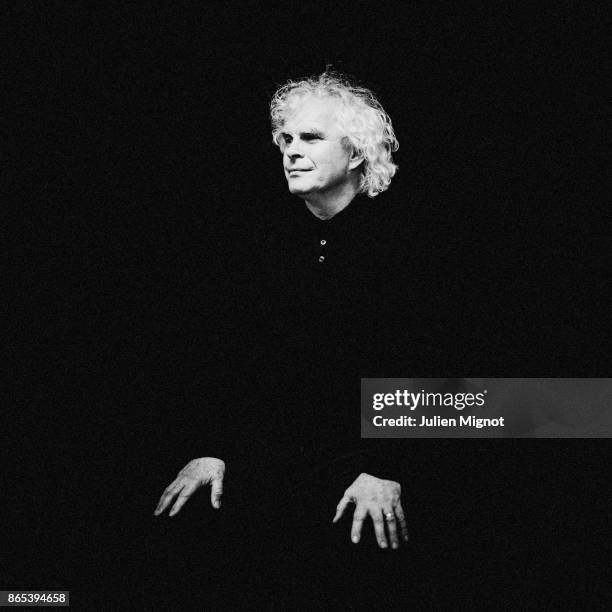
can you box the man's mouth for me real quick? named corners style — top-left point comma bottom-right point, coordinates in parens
top-left (287, 168), bottom-right (312, 173)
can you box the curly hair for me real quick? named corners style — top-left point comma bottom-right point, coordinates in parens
top-left (270, 71), bottom-right (399, 198)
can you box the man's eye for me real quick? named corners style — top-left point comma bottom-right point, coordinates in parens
top-left (302, 134), bottom-right (320, 141)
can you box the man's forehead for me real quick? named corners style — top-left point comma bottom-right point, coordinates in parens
top-left (283, 96), bottom-right (341, 132)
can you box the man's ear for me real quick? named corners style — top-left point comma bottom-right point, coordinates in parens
top-left (348, 147), bottom-right (365, 171)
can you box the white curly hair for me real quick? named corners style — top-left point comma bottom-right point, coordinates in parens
top-left (270, 71), bottom-right (399, 197)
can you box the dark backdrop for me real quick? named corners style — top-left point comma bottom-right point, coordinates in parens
top-left (7, 2), bottom-right (610, 606)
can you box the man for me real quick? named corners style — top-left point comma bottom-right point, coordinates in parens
top-left (154, 72), bottom-right (415, 604)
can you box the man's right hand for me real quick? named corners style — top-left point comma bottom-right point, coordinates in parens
top-left (154, 457), bottom-right (225, 517)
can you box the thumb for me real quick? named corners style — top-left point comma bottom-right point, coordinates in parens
top-left (333, 496), bottom-right (351, 523)
top-left (210, 475), bottom-right (224, 509)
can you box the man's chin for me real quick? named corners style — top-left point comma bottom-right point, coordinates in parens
top-left (287, 185), bottom-right (313, 196)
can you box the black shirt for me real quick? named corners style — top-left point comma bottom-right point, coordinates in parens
top-left (224, 197), bottom-right (409, 482)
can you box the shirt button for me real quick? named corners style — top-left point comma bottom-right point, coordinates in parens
top-left (320, 239), bottom-right (326, 246)
top-left (318, 255), bottom-right (325, 263)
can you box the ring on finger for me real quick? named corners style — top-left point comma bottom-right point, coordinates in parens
top-left (384, 511), bottom-right (396, 521)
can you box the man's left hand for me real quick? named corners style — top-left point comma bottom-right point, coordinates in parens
top-left (333, 473), bottom-right (409, 549)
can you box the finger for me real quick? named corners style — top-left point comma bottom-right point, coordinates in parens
top-left (169, 482), bottom-right (198, 516)
top-left (154, 482), bottom-right (180, 515)
top-left (333, 496), bottom-right (352, 523)
top-left (383, 508), bottom-right (399, 549)
top-left (395, 501), bottom-right (409, 542)
top-left (350, 506), bottom-right (368, 544)
top-left (210, 475), bottom-right (224, 509)
top-left (371, 508), bottom-right (388, 549)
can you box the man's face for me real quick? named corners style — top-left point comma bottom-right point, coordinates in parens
top-left (279, 96), bottom-right (358, 197)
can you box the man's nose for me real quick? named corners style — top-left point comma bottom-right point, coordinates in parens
top-left (286, 151), bottom-right (304, 163)
top-left (284, 140), bottom-right (304, 159)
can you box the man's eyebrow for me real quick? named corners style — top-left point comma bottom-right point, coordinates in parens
top-left (280, 129), bottom-right (325, 138)
top-left (301, 129), bottom-right (325, 137)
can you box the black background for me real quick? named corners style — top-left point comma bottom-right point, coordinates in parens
top-left (7, 1), bottom-right (610, 605)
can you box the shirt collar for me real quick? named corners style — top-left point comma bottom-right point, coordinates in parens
top-left (292, 197), bottom-right (371, 239)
